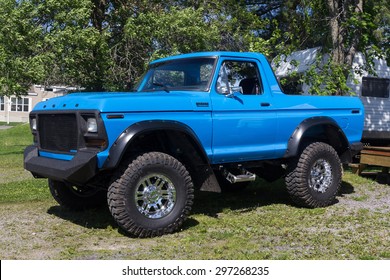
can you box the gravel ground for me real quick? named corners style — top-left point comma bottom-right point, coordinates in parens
top-left (0, 175), bottom-right (389, 260)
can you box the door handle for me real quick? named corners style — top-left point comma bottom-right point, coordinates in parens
top-left (261, 102), bottom-right (270, 107)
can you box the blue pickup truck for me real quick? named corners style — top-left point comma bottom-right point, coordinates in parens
top-left (24, 51), bottom-right (364, 237)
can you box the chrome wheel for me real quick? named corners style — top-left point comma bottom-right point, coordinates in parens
top-left (135, 174), bottom-right (176, 219)
top-left (286, 142), bottom-right (342, 208)
top-left (309, 159), bottom-right (333, 193)
top-left (108, 152), bottom-right (194, 237)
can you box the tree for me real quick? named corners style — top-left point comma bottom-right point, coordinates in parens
top-left (0, 0), bottom-right (44, 96)
top-left (39, 0), bottom-right (110, 91)
top-left (0, 0), bottom-right (109, 95)
top-left (1, 0), bottom-right (387, 95)
top-left (59, 0), bottom-right (267, 91)
top-left (248, 0), bottom-right (389, 95)
top-left (105, 0), bottom-right (267, 90)
top-left (0, 0), bottom-right (267, 93)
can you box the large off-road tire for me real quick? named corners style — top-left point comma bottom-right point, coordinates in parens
top-left (48, 179), bottom-right (107, 210)
top-left (107, 152), bottom-right (194, 237)
top-left (285, 142), bottom-right (342, 208)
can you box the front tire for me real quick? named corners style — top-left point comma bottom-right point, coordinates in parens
top-left (285, 142), bottom-right (342, 208)
top-left (48, 179), bottom-right (107, 210)
top-left (107, 152), bottom-right (194, 237)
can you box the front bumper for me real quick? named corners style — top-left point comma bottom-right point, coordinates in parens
top-left (24, 145), bottom-right (98, 185)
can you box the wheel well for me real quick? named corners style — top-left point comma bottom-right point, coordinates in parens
top-left (285, 117), bottom-right (352, 163)
top-left (120, 129), bottom-right (211, 188)
top-left (297, 124), bottom-right (350, 162)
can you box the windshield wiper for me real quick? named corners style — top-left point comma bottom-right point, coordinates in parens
top-left (152, 82), bottom-right (170, 93)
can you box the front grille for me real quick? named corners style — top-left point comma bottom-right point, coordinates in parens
top-left (38, 114), bottom-right (78, 152)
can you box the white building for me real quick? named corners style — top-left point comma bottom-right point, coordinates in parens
top-left (273, 47), bottom-right (390, 144)
top-left (0, 85), bottom-right (67, 123)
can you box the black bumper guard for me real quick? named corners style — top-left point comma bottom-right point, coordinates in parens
top-left (24, 145), bottom-right (98, 185)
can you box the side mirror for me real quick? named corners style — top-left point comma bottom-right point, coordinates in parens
top-left (218, 86), bottom-right (230, 95)
top-left (231, 86), bottom-right (243, 94)
top-left (226, 86), bottom-right (242, 98)
top-left (217, 85), bottom-right (243, 97)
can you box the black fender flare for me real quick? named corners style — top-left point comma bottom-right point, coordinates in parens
top-left (103, 120), bottom-right (210, 169)
top-left (284, 116), bottom-right (350, 159)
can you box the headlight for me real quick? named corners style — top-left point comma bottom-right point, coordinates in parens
top-left (87, 118), bottom-right (98, 133)
top-left (30, 118), bottom-right (37, 131)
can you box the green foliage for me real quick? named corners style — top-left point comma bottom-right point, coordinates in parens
top-left (303, 56), bottom-right (353, 96)
top-left (108, 1), bottom-right (267, 90)
top-left (35, 0), bottom-right (109, 91)
top-left (266, 0), bottom-right (389, 95)
top-left (0, 0), bottom-right (388, 95)
top-left (126, 7), bottom-right (220, 59)
top-left (0, 0), bottom-right (108, 94)
top-left (0, 0), bottom-right (44, 96)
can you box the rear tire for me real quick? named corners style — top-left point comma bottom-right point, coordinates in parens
top-left (107, 152), bottom-right (194, 237)
top-left (48, 179), bottom-right (107, 210)
top-left (285, 142), bottom-right (342, 208)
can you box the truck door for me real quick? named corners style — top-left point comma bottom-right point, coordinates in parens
top-left (210, 58), bottom-right (277, 163)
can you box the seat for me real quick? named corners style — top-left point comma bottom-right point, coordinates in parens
top-left (239, 78), bottom-right (259, 94)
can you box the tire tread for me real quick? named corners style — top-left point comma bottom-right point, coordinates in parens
top-left (107, 152), bottom-right (194, 237)
top-left (285, 142), bottom-right (342, 208)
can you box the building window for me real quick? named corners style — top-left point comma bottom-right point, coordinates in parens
top-left (0, 96), bottom-right (4, 111)
top-left (362, 77), bottom-right (390, 98)
top-left (10, 97), bottom-right (30, 112)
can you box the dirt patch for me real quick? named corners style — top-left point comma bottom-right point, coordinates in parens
top-left (1, 176), bottom-right (389, 260)
top-left (0, 202), bottom-right (63, 259)
top-left (0, 200), bottom-right (160, 259)
top-left (338, 182), bottom-right (390, 213)
top-left (0, 126), bottom-right (12, 130)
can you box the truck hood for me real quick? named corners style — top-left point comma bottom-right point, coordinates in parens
top-left (32, 91), bottom-right (210, 113)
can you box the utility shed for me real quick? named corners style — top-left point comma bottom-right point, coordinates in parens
top-left (272, 47), bottom-right (390, 145)
top-left (349, 53), bottom-right (390, 144)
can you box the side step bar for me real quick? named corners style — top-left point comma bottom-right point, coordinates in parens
top-left (221, 167), bottom-right (256, 184)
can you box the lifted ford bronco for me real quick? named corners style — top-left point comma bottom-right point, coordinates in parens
top-left (24, 52), bottom-right (364, 237)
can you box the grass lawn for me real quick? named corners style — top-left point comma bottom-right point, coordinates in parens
top-left (0, 122), bottom-right (23, 127)
top-left (0, 124), bottom-right (389, 260)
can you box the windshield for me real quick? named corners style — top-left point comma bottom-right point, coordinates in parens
top-left (134, 57), bottom-right (216, 92)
